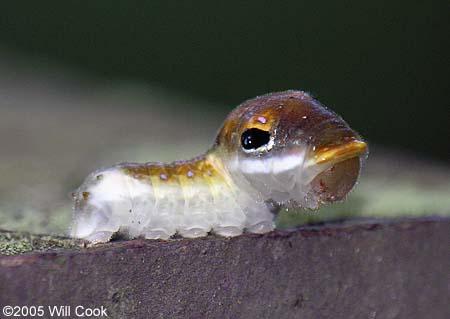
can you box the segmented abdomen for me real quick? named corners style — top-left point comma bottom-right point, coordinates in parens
top-left (71, 155), bottom-right (271, 242)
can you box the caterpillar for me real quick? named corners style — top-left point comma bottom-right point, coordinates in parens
top-left (71, 90), bottom-right (368, 243)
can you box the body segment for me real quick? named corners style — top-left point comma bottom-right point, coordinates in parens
top-left (72, 154), bottom-right (274, 242)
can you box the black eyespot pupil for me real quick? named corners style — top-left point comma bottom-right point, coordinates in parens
top-left (241, 128), bottom-right (271, 150)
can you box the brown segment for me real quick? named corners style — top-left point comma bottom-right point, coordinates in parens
top-left (214, 90), bottom-right (363, 155)
top-left (118, 90), bottom-right (366, 207)
top-left (122, 90), bottom-right (366, 191)
top-left (310, 157), bottom-right (361, 203)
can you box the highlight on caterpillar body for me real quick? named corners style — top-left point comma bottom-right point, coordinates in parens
top-left (71, 90), bottom-right (368, 243)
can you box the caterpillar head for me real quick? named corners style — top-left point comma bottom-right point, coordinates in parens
top-left (215, 90), bottom-right (368, 209)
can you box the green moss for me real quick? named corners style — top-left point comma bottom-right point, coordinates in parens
top-left (0, 230), bottom-right (82, 256)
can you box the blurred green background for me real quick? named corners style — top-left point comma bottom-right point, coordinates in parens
top-left (0, 1), bottom-right (448, 237)
top-left (0, 1), bottom-right (448, 159)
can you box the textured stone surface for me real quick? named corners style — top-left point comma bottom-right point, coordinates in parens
top-left (0, 218), bottom-right (449, 319)
top-left (0, 230), bottom-right (82, 256)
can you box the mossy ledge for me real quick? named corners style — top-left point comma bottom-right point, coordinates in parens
top-left (0, 229), bottom-right (83, 255)
top-left (0, 217), bottom-right (448, 319)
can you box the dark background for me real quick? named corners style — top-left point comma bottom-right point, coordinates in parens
top-left (0, 1), bottom-right (448, 160)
